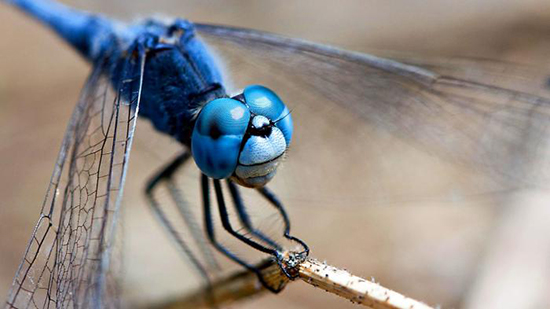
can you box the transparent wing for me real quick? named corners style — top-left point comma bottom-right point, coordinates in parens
top-left (195, 24), bottom-right (550, 200)
top-left (6, 50), bottom-right (145, 309)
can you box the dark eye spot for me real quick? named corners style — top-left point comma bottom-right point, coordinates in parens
top-left (209, 124), bottom-right (222, 139)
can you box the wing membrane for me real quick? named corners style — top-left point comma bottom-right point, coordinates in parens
top-left (6, 49), bottom-right (145, 309)
top-left (196, 24), bottom-right (550, 190)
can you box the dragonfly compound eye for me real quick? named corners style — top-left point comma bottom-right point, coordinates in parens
top-left (243, 85), bottom-right (293, 145)
top-left (192, 98), bottom-right (250, 179)
top-left (191, 86), bottom-right (293, 188)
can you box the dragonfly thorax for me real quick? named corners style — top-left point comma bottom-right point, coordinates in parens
top-left (127, 19), bottom-right (226, 146)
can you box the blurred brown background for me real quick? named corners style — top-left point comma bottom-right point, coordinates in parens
top-left (2, 1), bottom-right (550, 308)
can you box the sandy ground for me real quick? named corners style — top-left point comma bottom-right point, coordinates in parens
top-left (2, 1), bottom-right (550, 308)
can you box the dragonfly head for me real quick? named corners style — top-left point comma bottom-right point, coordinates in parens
top-left (191, 85), bottom-right (292, 188)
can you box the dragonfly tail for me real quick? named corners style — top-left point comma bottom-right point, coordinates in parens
top-left (7, 0), bottom-right (115, 61)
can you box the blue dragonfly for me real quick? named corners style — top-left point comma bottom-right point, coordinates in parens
top-left (5, 0), bottom-right (550, 308)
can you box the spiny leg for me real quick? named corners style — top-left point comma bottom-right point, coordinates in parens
top-left (201, 175), bottom-right (285, 293)
top-left (145, 152), bottom-right (216, 285)
top-left (212, 179), bottom-right (275, 254)
top-left (226, 180), bottom-right (282, 251)
top-left (257, 186), bottom-right (310, 279)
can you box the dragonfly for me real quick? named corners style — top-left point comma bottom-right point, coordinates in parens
top-left (4, 0), bottom-right (550, 308)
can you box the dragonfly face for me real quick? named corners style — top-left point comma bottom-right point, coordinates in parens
top-left (192, 85), bottom-right (293, 187)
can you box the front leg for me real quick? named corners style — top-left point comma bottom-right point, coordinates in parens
top-left (201, 175), bottom-right (286, 293)
top-left (226, 180), bottom-right (282, 251)
top-left (256, 187), bottom-right (310, 279)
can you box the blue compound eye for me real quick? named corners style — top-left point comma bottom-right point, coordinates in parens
top-left (191, 98), bottom-right (251, 179)
top-left (243, 85), bottom-right (293, 145)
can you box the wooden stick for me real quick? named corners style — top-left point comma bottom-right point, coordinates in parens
top-left (298, 258), bottom-right (433, 309)
top-left (147, 257), bottom-right (433, 309)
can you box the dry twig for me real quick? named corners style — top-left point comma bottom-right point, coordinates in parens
top-left (149, 257), bottom-right (433, 309)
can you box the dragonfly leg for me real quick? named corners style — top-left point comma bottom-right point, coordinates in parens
top-left (212, 179), bottom-right (276, 254)
top-left (145, 152), bottom-right (218, 286)
top-left (257, 187), bottom-right (310, 279)
top-left (202, 175), bottom-right (285, 293)
top-left (226, 180), bottom-right (283, 251)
